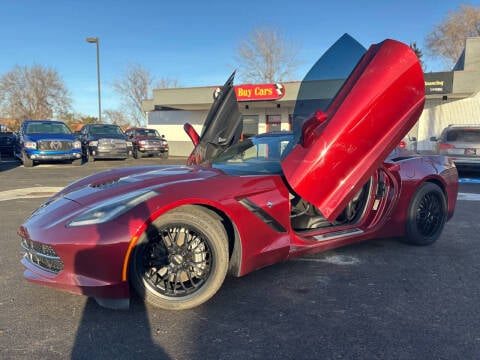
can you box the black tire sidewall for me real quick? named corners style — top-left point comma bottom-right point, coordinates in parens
top-left (130, 205), bottom-right (229, 310)
top-left (22, 151), bottom-right (33, 167)
top-left (404, 182), bottom-right (447, 246)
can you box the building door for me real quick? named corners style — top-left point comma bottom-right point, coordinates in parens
top-left (266, 115), bottom-right (281, 132)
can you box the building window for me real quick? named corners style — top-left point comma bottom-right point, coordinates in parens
top-left (242, 115), bottom-right (259, 139)
top-left (266, 114), bottom-right (281, 132)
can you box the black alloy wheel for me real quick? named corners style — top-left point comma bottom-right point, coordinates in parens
top-left (130, 205), bottom-right (229, 310)
top-left (402, 182), bottom-right (447, 246)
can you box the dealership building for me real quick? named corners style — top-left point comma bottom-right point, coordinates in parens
top-left (142, 37), bottom-right (480, 156)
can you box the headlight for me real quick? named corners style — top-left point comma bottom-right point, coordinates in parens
top-left (73, 140), bottom-right (81, 149)
top-left (67, 189), bottom-right (159, 227)
top-left (126, 141), bottom-right (133, 147)
top-left (139, 140), bottom-right (146, 146)
top-left (89, 140), bottom-right (98, 147)
top-left (24, 141), bottom-right (37, 149)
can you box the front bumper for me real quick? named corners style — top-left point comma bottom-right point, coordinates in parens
top-left (89, 146), bottom-right (129, 159)
top-left (27, 151), bottom-right (82, 161)
top-left (450, 157), bottom-right (480, 170)
top-left (18, 200), bottom-right (134, 300)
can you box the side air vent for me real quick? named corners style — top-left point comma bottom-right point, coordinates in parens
top-left (238, 198), bottom-right (286, 233)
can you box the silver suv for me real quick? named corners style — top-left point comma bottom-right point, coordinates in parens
top-left (431, 125), bottom-right (480, 169)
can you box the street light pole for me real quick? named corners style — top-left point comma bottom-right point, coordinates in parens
top-left (86, 37), bottom-right (101, 122)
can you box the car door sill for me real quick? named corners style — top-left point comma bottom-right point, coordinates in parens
top-left (313, 228), bottom-right (363, 241)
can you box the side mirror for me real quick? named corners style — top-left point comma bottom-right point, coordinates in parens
top-left (430, 136), bottom-right (438, 142)
top-left (184, 123), bottom-right (200, 146)
top-left (410, 136), bottom-right (417, 142)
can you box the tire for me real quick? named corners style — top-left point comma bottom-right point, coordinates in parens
top-left (401, 182), bottom-right (447, 246)
top-left (133, 147), bottom-right (140, 159)
top-left (72, 158), bottom-right (82, 166)
top-left (130, 205), bottom-right (229, 310)
top-left (87, 151), bottom-right (95, 163)
top-left (22, 152), bottom-right (33, 167)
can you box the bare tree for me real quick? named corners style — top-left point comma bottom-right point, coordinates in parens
top-left (0, 64), bottom-right (71, 120)
top-left (425, 4), bottom-right (480, 68)
top-left (112, 63), bottom-right (154, 127)
top-left (236, 27), bottom-right (300, 83)
top-left (157, 77), bottom-right (180, 89)
top-left (112, 64), bottom-right (181, 127)
top-left (103, 109), bottom-right (131, 127)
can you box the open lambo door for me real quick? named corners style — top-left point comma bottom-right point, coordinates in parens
top-left (185, 72), bottom-right (242, 165)
top-left (282, 37), bottom-right (425, 221)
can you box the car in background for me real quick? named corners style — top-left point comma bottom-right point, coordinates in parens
top-left (0, 123), bottom-right (15, 156)
top-left (78, 123), bottom-right (132, 162)
top-left (430, 124), bottom-right (480, 170)
top-left (13, 120), bottom-right (82, 167)
top-left (398, 135), bottom-right (417, 152)
top-left (124, 127), bottom-right (169, 159)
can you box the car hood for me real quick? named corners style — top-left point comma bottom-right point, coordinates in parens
top-left (55, 165), bottom-right (221, 206)
top-left (87, 134), bottom-right (127, 141)
top-left (135, 136), bottom-right (163, 141)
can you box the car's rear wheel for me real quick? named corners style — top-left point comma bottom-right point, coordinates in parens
top-left (130, 205), bottom-right (229, 310)
top-left (402, 182), bottom-right (447, 246)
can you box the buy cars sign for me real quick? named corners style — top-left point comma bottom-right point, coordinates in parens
top-left (234, 83), bottom-right (285, 101)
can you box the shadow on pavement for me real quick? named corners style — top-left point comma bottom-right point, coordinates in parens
top-left (71, 297), bottom-right (169, 360)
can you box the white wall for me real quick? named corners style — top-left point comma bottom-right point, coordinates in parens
top-left (417, 92), bottom-right (480, 151)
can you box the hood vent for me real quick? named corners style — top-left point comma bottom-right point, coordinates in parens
top-left (90, 177), bottom-right (121, 189)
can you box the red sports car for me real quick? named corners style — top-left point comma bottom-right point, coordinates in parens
top-left (19, 35), bottom-right (458, 310)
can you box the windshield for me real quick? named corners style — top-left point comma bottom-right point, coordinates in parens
top-left (212, 133), bottom-right (293, 175)
top-left (25, 122), bottom-right (72, 135)
top-left (90, 125), bottom-right (124, 135)
top-left (138, 129), bottom-right (160, 137)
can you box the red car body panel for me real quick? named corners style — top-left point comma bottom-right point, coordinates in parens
top-left (282, 39), bottom-right (425, 221)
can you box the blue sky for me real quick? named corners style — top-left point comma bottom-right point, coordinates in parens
top-left (1, 0), bottom-right (478, 117)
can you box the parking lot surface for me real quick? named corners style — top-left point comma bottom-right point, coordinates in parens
top-left (1, 156), bottom-right (480, 359)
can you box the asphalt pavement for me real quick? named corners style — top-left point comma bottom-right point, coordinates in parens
top-left (1, 156), bottom-right (480, 359)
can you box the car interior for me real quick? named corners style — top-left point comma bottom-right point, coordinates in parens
top-left (289, 177), bottom-right (373, 231)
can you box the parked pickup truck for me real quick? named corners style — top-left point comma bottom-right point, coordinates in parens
top-left (14, 120), bottom-right (82, 167)
top-left (125, 127), bottom-right (169, 159)
top-left (78, 123), bottom-right (132, 162)
top-left (0, 124), bottom-right (14, 156)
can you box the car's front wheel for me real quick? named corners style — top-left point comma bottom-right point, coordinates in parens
top-left (132, 147), bottom-right (140, 159)
top-left (130, 205), bottom-right (229, 310)
top-left (86, 150), bottom-right (95, 163)
top-left (22, 151), bottom-right (33, 167)
top-left (401, 182), bottom-right (447, 246)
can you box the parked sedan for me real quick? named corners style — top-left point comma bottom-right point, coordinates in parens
top-left (19, 35), bottom-right (458, 311)
top-left (79, 124), bottom-right (132, 162)
top-left (431, 124), bottom-right (480, 170)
